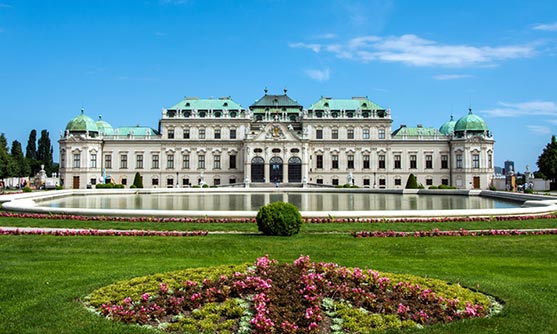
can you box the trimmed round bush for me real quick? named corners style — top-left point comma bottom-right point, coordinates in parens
top-left (256, 201), bottom-right (302, 236)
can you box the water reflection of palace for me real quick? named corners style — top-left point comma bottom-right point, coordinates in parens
top-left (59, 90), bottom-right (495, 190)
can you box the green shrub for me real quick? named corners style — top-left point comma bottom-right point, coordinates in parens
top-left (524, 188), bottom-right (534, 194)
top-left (405, 173), bottom-right (418, 189)
top-left (132, 172), bottom-right (143, 188)
top-left (256, 202), bottom-right (302, 236)
top-left (202, 184), bottom-right (209, 188)
top-left (114, 184), bottom-right (125, 189)
top-left (22, 186), bottom-right (32, 192)
top-left (55, 185), bottom-right (63, 190)
top-left (429, 185), bottom-right (438, 189)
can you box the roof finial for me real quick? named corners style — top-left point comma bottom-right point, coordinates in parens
top-left (80, 107), bottom-right (84, 114)
top-left (264, 87), bottom-right (268, 94)
top-left (468, 96), bottom-right (472, 114)
top-left (98, 114), bottom-right (102, 120)
top-left (284, 87), bottom-right (287, 95)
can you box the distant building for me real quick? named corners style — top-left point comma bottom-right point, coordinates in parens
top-left (58, 90), bottom-right (495, 189)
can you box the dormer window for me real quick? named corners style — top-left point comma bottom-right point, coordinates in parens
top-left (362, 103), bottom-right (367, 108)
top-left (324, 102), bottom-right (329, 108)
top-left (223, 102), bottom-right (228, 107)
top-left (185, 102), bottom-right (190, 107)
top-left (214, 111), bottom-right (221, 118)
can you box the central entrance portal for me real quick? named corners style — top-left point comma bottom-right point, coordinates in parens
top-left (269, 157), bottom-right (283, 183)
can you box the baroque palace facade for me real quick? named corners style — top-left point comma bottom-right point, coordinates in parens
top-left (59, 90), bottom-right (495, 189)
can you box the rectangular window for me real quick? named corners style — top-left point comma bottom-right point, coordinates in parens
top-left (73, 153), bottom-right (81, 168)
top-left (425, 155), bottom-right (433, 169)
top-left (473, 154), bottom-right (480, 168)
top-left (332, 178), bottom-right (339, 186)
top-left (229, 155), bottom-right (237, 169)
top-left (152, 154), bottom-right (160, 169)
top-left (395, 179), bottom-right (402, 186)
top-left (441, 155), bottom-right (449, 169)
top-left (183, 128), bottom-right (190, 139)
top-left (394, 155), bottom-right (401, 169)
top-left (379, 178), bottom-right (386, 186)
top-left (230, 128), bottom-right (237, 139)
top-left (90, 178), bottom-right (96, 185)
top-left (363, 178), bottom-right (370, 186)
top-left (426, 178), bottom-right (433, 186)
top-left (488, 154), bottom-right (493, 168)
top-left (136, 154), bottom-right (143, 169)
top-left (316, 155), bottom-right (323, 169)
top-left (456, 154), bottom-right (463, 169)
top-left (378, 154), bottom-right (386, 169)
top-left (347, 155), bottom-right (354, 169)
top-left (90, 153), bottom-right (97, 168)
top-left (120, 154), bottom-right (128, 169)
top-left (167, 154), bottom-right (174, 169)
top-left (316, 179), bottom-right (323, 184)
top-left (347, 129), bottom-right (354, 139)
top-left (363, 129), bottom-right (370, 139)
top-left (214, 129), bottom-right (221, 139)
top-left (168, 129), bottom-right (174, 139)
top-left (441, 178), bottom-right (449, 186)
top-left (332, 155), bottom-right (339, 169)
top-left (316, 129), bottom-right (323, 139)
top-left (410, 154), bottom-right (417, 169)
top-left (229, 178), bottom-right (236, 184)
top-left (104, 154), bottom-right (112, 169)
top-left (152, 178), bottom-right (159, 186)
top-left (199, 128), bottom-right (205, 139)
top-left (183, 178), bottom-right (190, 186)
top-left (214, 155), bottom-right (221, 169)
top-left (378, 129), bottom-right (385, 139)
top-left (122, 178), bottom-right (127, 186)
top-left (198, 154), bottom-right (205, 169)
top-left (183, 154), bottom-right (190, 169)
top-left (363, 155), bottom-right (370, 169)
top-left (332, 129), bottom-right (338, 139)
top-left (214, 178), bottom-right (221, 186)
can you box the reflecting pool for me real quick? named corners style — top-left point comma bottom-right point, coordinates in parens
top-left (40, 192), bottom-right (521, 212)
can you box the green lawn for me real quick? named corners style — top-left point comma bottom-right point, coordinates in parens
top-left (0, 217), bottom-right (556, 333)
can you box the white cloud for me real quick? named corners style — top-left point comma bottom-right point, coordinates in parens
top-left (527, 125), bottom-right (552, 135)
top-left (433, 74), bottom-right (473, 80)
top-left (479, 101), bottom-right (557, 118)
top-left (533, 23), bottom-right (557, 31)
top-left (290, 34), bottom-right (536, 67)
top-left (304, 68), bottom-right (330, 82)
top-left (288, 42), bottom-right (321, 53)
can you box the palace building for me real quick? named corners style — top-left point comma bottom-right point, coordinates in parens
top-left (59, 90), bottom-right (495, 189)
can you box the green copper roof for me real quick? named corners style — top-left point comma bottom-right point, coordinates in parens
top-left (65, 109), bottom-right (99, 133)
top-left (113, 126), bottom-right (160, 136)
top-left (309, 97), bottom-right (384, 110)
top-left (439, 115), bottom-right (456, 135)
top-left (96, 115), bottom-right (114, 135)
top-left (168, 97), bottom-right (244, 110)
top-left (454, 109), bottom-right (488, 133)
top-left (392, 126), bottom-right (441, 137)
top-left (250, 92), bottom-right (303, 109)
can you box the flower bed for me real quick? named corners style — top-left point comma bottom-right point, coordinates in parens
top-left (0, 228), bottom-right (208, 237)
top-left (86, 256), bottom-right (494, 333)
top-left (352, 228), bottom-right (557, 238)
top-left (2, 210), bottom-right (557, 224)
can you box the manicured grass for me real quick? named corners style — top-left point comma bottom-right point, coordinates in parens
top-left (1, 216), bottom-right (557, 233)
top-left (0, 228), bottom-right (556, 334)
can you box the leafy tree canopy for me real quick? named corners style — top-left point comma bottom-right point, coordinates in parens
top-left (536, 135), bottom-right (557, 181)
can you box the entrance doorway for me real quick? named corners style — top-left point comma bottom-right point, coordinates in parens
top-left (288, 157), bottom-right (302, 182)
top-left (269, 157), bottom-right (283, 183)
top-left (473, 176), bottom-right (480, 189)
top-left (251, 156), bottom-right (265, 182)
top-left (72, 176), bottom-right (80, 189)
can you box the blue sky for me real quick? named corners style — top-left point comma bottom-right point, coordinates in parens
top-left (1, 0), bottom-right (556, 172)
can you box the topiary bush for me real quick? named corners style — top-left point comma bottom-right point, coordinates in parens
top-left (405, 173), bottom-right (419, 189)
top-left (132, 172), bottom-right (143, 188)
top-left (256, 201), bottom-right (302, 236)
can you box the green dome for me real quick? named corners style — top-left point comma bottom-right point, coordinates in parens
top-left (439, 115), bottom-right (456, 135)
top-left (65, 109), bottom-right (99, 134)
top-left (96, 115), bottom-right (114, 135)
top-left (454, 109), bottom-right (488, 133)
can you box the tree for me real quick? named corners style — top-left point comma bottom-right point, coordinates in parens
top-left (37, 129), bottom-right (54, 175)
top-left (10, 140), bottom-right (30, 176)
top-left (132, 172), bottom-right (143, 188)
top-left (405, 173), bottom-right (419, 189)
top-left (26, 129), bottom-right (39, 175)
top-left (536, 135), bottom-right (557, 181)
top-left (0, 133), bottom-right (9, 178)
